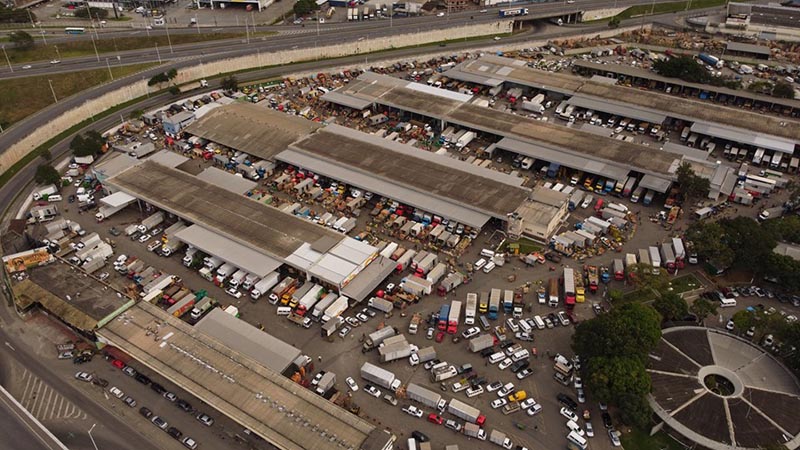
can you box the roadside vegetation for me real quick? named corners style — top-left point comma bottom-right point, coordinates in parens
top-left (0, 62), bottom-right (157, 129)
top-left (2, 30), bottom-right (274, 64)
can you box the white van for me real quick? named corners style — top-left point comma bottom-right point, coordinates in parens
top-left (506, 318), bottom-right (519, 333)
top-left (533, 316), bottom-right (545, 330)
top-left (47, 194), bottom-right (63, 202)
top-left (720, 297), bottom-right (737, 308)
top-left (519, 319), bottom-right (532, 334)
top-left (483, 262), bottom-right (496, 273)
top-left (480, 249), bottom-right (495, 258)
top-left (567, 430), bottom-right (588, 449)
top-left (474, 258), bottom-right (487, 270)
top-left (276, 307), bottom-right (292, 316)
top-left (489, 352), bottom-right (506, 364)
top-left (511, 349), bottom-right (530, 362)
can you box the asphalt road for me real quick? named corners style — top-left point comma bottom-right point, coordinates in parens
top-left (0, 384), bottom-right (63, 450)
top-left (0, 0), bottom-right (679, 77)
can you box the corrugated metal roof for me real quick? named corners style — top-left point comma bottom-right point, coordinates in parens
top-left (196, 167), bottom-right (257, 194)
top-left (567, 94), bottom-right (667, 124)
top-left (690, 122), bottom-right (797, 154)
top-left (100, 191), bottom-right (136, 208)
top-left (725, 41), bottom-right (771, 56)
top-left (309, 253), bottom-right (357, 285)
top-left (285, 242), bottom-right (324, 271)
top-left (148, 150), bottom-right (188, 168)
top-left (638, 174), bottom-right (673, 193)
top-left (321, 91), bottom-right (374, 110)
top-left (174, 225), bottom-right (282, 277)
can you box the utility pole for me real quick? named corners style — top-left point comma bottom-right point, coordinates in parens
top-left (245, 15), bottom-right (250, 44)
top-left (90, 31), bottom-right (100, 62)
top-left (155, 43), bottom-right (161, 64)
top-left (106, 58), bottom-right (113, 79)
top-left (1, 46), bottom-right (12, 73)
top-left (48, 79), bottom-right (58, 103)
top-left (39, 28), bottom-right (47, 46)
top-left (164, 21), bottom-right (173, 53)
top-left (316, 10), bottom-right (320, 36)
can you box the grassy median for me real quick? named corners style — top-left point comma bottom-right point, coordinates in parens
top-left (0, 62), bottom-right (157, 128)
top-left (4, 31), bottom-right (274, 64)
top-left (617, 0), bottom-right (728, 19)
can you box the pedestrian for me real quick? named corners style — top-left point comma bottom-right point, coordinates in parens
top-left (318, 355), bottom-right (322, 362)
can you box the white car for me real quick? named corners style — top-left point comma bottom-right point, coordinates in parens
top-left (608, 429), bottom-right (622, 447)
top-left (586, 423), bottom-right (595, 437)
top-left (498, 358), bottom-right (513, 370)
top-left (403, 405), bottom-right (424, 418)
top-left (461, 327), bottom-right (480, 339)
top-left (577, 388), bottom-right (586, 403)
top-left (567, 419), bottom-right (585, 436)
top-left (50, 59), bottom-right (60, 64)
top-left (364, 384), bottom-right (381, 398)
top-left (574, 377), bottom-right (583, 389)
top-left (345, 377), bottom-right (359, 392)
top-left (560, 407), bottom-right (579, 422)
top-left (520, 398), bottom-right (536, 410)
top-left (116, 254), bottom-right (128, 264)
top-left (498, 383), bottom-right (515, 397)
top-left (491, 398), bottom-right (508, 409)
top-left (487, 381), bottom-right (502, 392)
top-left (226, 287), bottom-right (242, 299)
top-left (526, 403), bottom-right (543, 416)
top-left (109, 386), bottom-right (125, 398)
top-left (726, 319), bottom-right (734, 331)
top-left (436, 12), bottom-right (445, 16)
top-left (75, 372), bottom-right (93, 382)
top-left (22, 64), bottom-right (32, 69)
top-left (138, 234), bottom-right (151, 243)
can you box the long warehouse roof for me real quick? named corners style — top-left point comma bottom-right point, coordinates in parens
top-left (326, 73), bottom-right (680, 178)
top-left (690, 122), bottom-right (796, 154)
top-left (174, 225), bottom-right (282, 278)
top-left (566, 94), bottom-right (667, 124)
top-left (97, 301), bottom-right (381, 450)
top-left (448, 55), bottom-right (800, 144)
top-left (183, 102), bottom-right (322, 161)
top-left (106, 161), bottom-right (341, 260)
top-left (283, 124), bottom-right (530, 226)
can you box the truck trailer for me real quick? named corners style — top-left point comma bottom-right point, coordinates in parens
top-left (447, 398), bottom-right (485, 425)
top-left (464, 293), bottom-right (477, 325)
top-left (405, 383), bottom-right (442, 409)
top-left (360, 362), bottom-right (400, 391)
top-left (250, 272), bottom-right (280, 300)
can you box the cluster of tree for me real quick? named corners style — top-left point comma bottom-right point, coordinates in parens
top-left (572, 303), bottom-right (662, 428)
top-left (687, 216), bottom-right (800, 291)
top-left (148, 68), bottom-right (178, 87)
top-left (35, 164), bottom-right (61, 186)
top-left (608, 16), bottom-right (620, 28)
top-left (748, 80), bottom-right (795, 99)
top-left (74, 7), bottom-right (109, 20)
top-left (0, 5), bottom-right (35, 24)
top-left (9, 30), bottom-right (35, 50)
top-left (676, 162), bottom-right (711, 202)
top-left (70, 130), bottom-right (105, 157)
top-left (653, 56), bottom-right (741, 89)
top-left (293, 0), bottom-right (319, 17)
top-left (221, 75), bottom-right (238, 92)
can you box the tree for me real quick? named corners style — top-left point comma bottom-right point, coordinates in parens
top-left (9, 30), bottom-right (34, 50)
top-left (573, 303), bottom-right (662, 363)
top-left (148, 72), bottom-right (169, 86)
top-left (168, 86), bottom-right (181, 96)
top-left (35, 164), bottom-right (60, 186)
top-left (608, 16), bottom-right (620, 28)
top-left (629, 263), bottom-right (669, 293)
top-left (690, 297), bottom-right (718, 324)
top-left (772, 81), bottom-right (795, 99)
top-left (70, 130), bottom-right (105, 157)
top-left (617, 393), bottom-right (652, 429)
top-left (608, 289), bottom-right (623, 303)
top-left (778, 322), bottom-right (800, 374)
top-left (167, 68), bottom-right (178, 80)
top-left (221, 75), bottom-right (238, 92)
top-left (129, 109), bottom-right (144, 120)
top-left (75, 7), bottom-right (108, 19)
top-left (731, 309), bottom-right (756, 333)
top-left (41, 148), bottom-right (52, 162)
top-left (676, 162), bottom-right (711, 201)
top-left (766, 253), bottom-right (800, 292)
top-left (686, 221), bottom-right (735, 268)
top-left (654, 56), bottom-right (710, 84)
top-left (585, 356), bottom-right (651, 404)
top-left (293, 0), bottom-right (315, 16)
top-left (721, 217), bottom-right (777, 271)
top-left (653, 291), bottom-right (689, 322)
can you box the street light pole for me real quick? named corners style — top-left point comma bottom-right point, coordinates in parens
top-left (155, 43), bottom-right (161, 64)
top-left (245, 16), bottom-right (250, 44)
top-left (316, 11), bottom-right (320, 36)
top-left (165, 21), bottom-right (173, 53)
top-left (88, 424), bottom-right (99, 450)
top-left (1, 46), bottom-right (12, 73)
top-left (90, 31), bottom-right (100, 62)
top-left (48, 79), bottom-right (58, 103)
top-left (106, 58), bottom-right (113, 79)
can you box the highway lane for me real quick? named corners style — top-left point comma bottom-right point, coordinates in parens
top-left (1, 0), bottom-right (674, 74)
top-left (0, 384), bottom-right (65, 450)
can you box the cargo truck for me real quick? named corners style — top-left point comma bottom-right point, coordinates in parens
top-left (190, 296), bottom-right (216, 321)
top-left (227, 270), bottom-right (248, 290)
top-left (160, 238), bottom-right (185, 257)
top-left (380, 341), bottom-right (413, 363)
top-left (311, 293), bottom-right (338, 321)
top-left (402, 277), bottom-right (433, 296)
top-left (587, 266), bottom-right (599, 294)
top-left (548, 278), bottom-right (559, 307)
top-left (503, 290), bottom-right (514, 314)
top-left (141, 275), bottom-right (174, 297)
top-left (409, 313), bottom-right (423, 334)
top-left (296, 284), bottom-right (325, 316)
top-left (137, 212), bottom-right (164, 233)
top-left (167, 293), bottom-right (196, 318)
top-left (437, 304), bottom-right (450, 331)
top-left (427, 263), bottom-right (448, 285)
top-left (360, 362), bottom-right (400, 391)
top-left (464, 423), bottom-right (485, 439)
top-left (672, 238), bottom-right (686, 269)
top-left (469, 334), bottom-right (494, 353)
top-left (448, 399), bottom-right (486, 425)
top-left (488, 289), bottom-right (501, 320)
top-left (321, 295), bottom-right (349, 323)
top-left (648, 246), bottom-right (662, 275)
top-left (368, 296), bottom-right (393, 313)
top-left (464, 293), bottom-right (477, 325)
top-left (321, 317), bottom-right (343, 337)
top-left (250, 273), bottom-right (280, 301)
top-left (405, 383), bottom-right (442, 409)
top-left (437, 272), bottom-right (464, 296)
top-left (411, 250), bottom-right (429, 272)
top-left (95, 203), bottom-right (128, 222)
top-left (416, 253), bottom-right (438, 276)
top-left (410, 346), bottom-right (436, 366)
top-left (362, 327), bottom-right (397, 352)
top-left (563, 268), bottom-right (576, 309)
top-left (447, 300), bottom-right (462, 334)
top-left (613, 259), bottom-right (625, 281)
top-left (431, 364), bottom-right (457, 382)
top-left (660, 243), bottom-right (676, 274)
top-left (489, 430), bottom-right (512, 448)
top-left (395, 249), bottom-right (416, 272)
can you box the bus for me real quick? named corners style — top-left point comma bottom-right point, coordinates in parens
top-left (563, 268), bottom-right (576, 309)
top-left (65, 27), bottom-right (86, 34)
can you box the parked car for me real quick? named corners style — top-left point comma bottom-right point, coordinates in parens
top-left (403, 405), bottom-right (424, 418)
top-left (167, 426), bottom-right (182, 440)
top-left (427, 413), bottom-right (443, 425)
top-left (176, 399), bottom-right (193, 413)
top-left (181, 436), bottom-right (198, 449)
top-left (364, 384), bottom-right (381, 398)
top-left (109, 386), bottom-right (124, 398)
top-left (345, 377), bottom-right (359, 391)
top-left (491, 398), bottom-right (508, 409)
top-left (139, 407), bottom-right (153, 419)
top-left (196, 412), bottom-right (214, 427)
top-left (74, 372), bottom-right (93, 383)
top-left (151, 416), bottom-right (168, 430)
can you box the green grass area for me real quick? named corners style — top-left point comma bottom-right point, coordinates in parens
top-left (617, 0), bottom-right (728, 19)
top-left (620, 287), bottom-right (656, 304)
top-left (621, 429), bottom-right (686, 450)
top-left (500, 237), bottom-right (542, 255)
top-left (3, 31), bottom-right (274, 64)
top-left (0, 62), bottom-right (157, 128)
top-left (668, 273), bottom-right (702, 294)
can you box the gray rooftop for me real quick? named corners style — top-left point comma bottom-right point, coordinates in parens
top-left (106, 161), bottom-right (341, 260)
top-left (283, 125), bottom-right (530, 226)
top-left (183, 103), bottom-right (322, 161)
top-left (725, 41), bottom-right (771, 56)
top-left (566, 94), bottom-right (667, 124)
top-left (174, 225), bottom-right (282, 278)
top-left (97, 301), bottom-right (380, 450)
top-left (196, 167), bottom-right (258, 194)
top-left (148, 149), bottom-right (189, 168)
top-left (196, 309), bottom-right (300, 374)
top-left (341, 255), bottom-right (397, 301)
top-left (690, 121), bottom-right (796, 154)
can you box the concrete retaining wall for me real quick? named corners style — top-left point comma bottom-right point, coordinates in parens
top-left (0, 20), bottom-right (511, 176)
top-left (582, 7), bottom-right (628, 21)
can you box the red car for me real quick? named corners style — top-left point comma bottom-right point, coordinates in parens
top-left (427, 413), bottom-right (443, 425)
top-left (111, 359), bottom-right (125, 369)
top-left (435, 331), bottom-right (445, 343)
